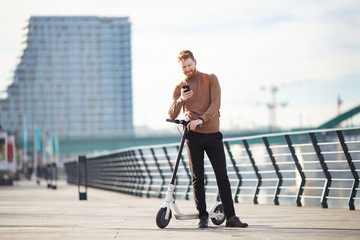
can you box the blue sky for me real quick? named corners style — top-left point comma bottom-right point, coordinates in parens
top-left (0, 0), bottom-right (359, 133)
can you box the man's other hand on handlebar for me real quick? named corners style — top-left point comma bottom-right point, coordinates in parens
top-left (187, 119), bottom-right (203, 131)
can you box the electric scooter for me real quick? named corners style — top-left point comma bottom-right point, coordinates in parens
top-left (156, 119), bottom-right (225, 228)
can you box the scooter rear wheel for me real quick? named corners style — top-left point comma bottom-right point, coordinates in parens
top-left (156, 207), bottom-right (172, 228)
top-left (211, 203), bottom-right (225, 225)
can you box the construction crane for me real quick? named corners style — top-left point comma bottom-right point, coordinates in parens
top-left (259, 85), bottom-right (287, 132)
top-left (260, 79), bottom-right (315, 132)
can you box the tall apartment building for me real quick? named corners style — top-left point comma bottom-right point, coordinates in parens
top-left (0, 16), bottom-right (133, 138)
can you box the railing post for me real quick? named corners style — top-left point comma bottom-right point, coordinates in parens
top-left (263, 137), bottom-right (283, 205)
top-left (309, 132), bottom-right (331, 208)
top-left (139, 149), bottom-right (152, 198)
top-left (51, 163), bottom-right (58, 190)
top-left (336, 130), bottom-right (359, 210)
top-left (116, 152), bottom-right (124, 194)
top-left (78, 155), bottom-right (87, 200)
top-left (127, 150), bottom-right (139, 196)
top-left (151, 148), bottom-right (165, 198)
top-left (46, 163), bottom-right (52, 189)
top-left (224, 141), bottom-right (242, 203)
top-left (242, 139), bottom-right (261, 204)
top-left (163, 147), bottom-right (175, 177)
top-left (117, 152), bottom-right (126, 194)
top-left (284, 135), bottom-right (305, 207)
top-left (130, 150), bottom-right (144, 197)
top-left (125, 150), bottom-right (137, 196)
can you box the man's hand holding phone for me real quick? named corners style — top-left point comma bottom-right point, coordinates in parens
top-left (181, 84), bottom-right (193, 101)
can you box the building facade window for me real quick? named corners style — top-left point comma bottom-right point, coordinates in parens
top-left (0, 16), bottom-right (133, 137)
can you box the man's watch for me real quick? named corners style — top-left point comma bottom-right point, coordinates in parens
top-left (199, 117), bottom-right (204, 123)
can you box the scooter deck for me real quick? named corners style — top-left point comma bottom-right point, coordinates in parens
top-left (174, 213), bottom-right (199, 220)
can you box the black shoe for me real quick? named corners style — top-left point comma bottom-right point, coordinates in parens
top-left (198, 216), bottom-right (208, 228)
top-left (226, 216), bottom-right (248, 228)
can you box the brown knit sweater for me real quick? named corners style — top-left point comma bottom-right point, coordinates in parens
top-left (168, 70), bottom-right (221, 133)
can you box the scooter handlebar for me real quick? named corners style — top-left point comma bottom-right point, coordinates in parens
top-left (166, 119), bottom-right (202, 128)
top-left (166, 118), bottom-right (189, 126)
top-left (166, 118), bottom-right (178, 123)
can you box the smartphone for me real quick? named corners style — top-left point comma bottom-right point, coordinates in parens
top-left (182, 85), bottom-right (190, 92)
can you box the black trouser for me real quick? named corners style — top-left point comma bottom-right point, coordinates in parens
top-left (185, 131), bottom-right (235, 220)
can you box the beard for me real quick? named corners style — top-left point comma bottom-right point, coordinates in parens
top-left (184, 68), bottom-right (196, 78)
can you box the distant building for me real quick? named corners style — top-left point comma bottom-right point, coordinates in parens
top-left (0, 16), bottom-right (133, 138)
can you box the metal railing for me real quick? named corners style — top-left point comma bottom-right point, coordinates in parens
top-left (64, 127), bottom-right (360, 210)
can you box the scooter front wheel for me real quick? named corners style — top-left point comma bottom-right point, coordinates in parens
top-left (156, 207), bottom-right (172, 228)
top-left (211, 203), bottom-right (225, 225)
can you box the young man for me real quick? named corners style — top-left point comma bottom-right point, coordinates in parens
top-left (168, 50), bottom-right (248, 228)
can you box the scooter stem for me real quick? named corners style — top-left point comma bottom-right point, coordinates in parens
top-left (170, 127), bottom-right (188, 185)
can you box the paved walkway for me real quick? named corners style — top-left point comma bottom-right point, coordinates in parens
top-left (0, 180), bottom-right (360, 240)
